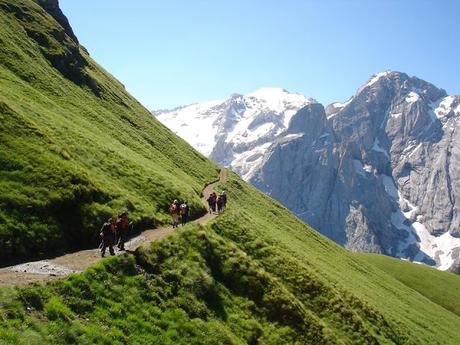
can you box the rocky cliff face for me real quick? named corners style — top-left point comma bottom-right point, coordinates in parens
top-left (251, 71), bottom-right (460, 271)
top-left (154, 72), bottom-right (460, 271)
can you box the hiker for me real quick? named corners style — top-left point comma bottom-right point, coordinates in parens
top-left (217, 194), bottom-right (223, 213)
top-left (169, 199), bottom-right (181, 228)
top-left (219, 191), bottom-right (227, 212)
top-left (180, 200), bottom-right (190, 226)
top-left (100, 218), bottom-right (116, 257)
top-left (116, 212), bottom-right (129, 251)
top-left (207, 192), bottom-right (217, 213)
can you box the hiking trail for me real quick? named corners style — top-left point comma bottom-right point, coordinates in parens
top-left (0, 169), bottom-right (228, 287)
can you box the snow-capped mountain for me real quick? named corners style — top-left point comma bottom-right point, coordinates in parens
top-left (154, 88), bottom-right (315, 180)
top-left (153, 73), bottom-right (460, 272)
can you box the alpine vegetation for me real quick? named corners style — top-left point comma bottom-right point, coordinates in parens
top-left (0, 0), bottom-right (217, 263)
top-left (1, 1), bottom-right (460, 344)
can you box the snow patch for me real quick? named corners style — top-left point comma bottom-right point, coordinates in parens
top-left (246, 87), bottom-right (316, 127)
top-left (389, 112), bottom-right (402, 119)
top-left (232, 142), bottom-right (273, 180)
top-left (412, 222), bottom-right (460, 270)
top-left (154, 99), bottom-right (224, 156)
top-left (363, 164), bottom-right (373, 173)
top-left (332, 98), bottom-right (353, 109)
top-left (282, 133), bottom-right (305, 141)
top-left (389, 181), bottom-right (460, 271)
top-left (367, 71), bottom-right (392, 87)
top-left (432, 95), bottom-right (457, 120)
top-left (405, 92), bottom-right (420, 104)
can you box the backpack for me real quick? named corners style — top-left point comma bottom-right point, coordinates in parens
top-left (169, 204), bottom-right (177, 213)
top-left (180, 203), bottom-right (188, 214)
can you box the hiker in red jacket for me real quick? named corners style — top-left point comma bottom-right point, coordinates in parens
top-left (116, 212), bottom-right (129, 251)
top-left (169, 200), bottom-right (181, 228)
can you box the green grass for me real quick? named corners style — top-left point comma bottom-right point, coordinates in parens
top-left (0, 0), bottom-right (218, 262)
top-left (1, 173), bottom-right (459, 344)
top-left (1, 1), bottom-right (460, 343)
top-left (211, 173), bottom-right (460, 344)
top-left (356, 253), bottom-right (460, 317)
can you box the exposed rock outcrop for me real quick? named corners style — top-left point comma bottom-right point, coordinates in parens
top-left (155, 72), bottom-right (460, 271)
top-left (36, 0), bottom-right (79, 43)
top-left (251, 72), bottom-right (460, 270)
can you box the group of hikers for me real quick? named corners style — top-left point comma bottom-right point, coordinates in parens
top-left (207, 191), bottom-right (227, 214)
top-left (168, 190), bottom-right (228, 228)
top-left (99, 212), bottom-right (131, 257)
top-left (99, 191), bottom-right (228, 257)
top-left (168, 199), bottom-right (190, 228)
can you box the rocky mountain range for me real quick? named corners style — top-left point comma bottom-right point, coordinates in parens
top-left (154, 88), bottom-right (315, 180)
top-left (153, 72), bottom-right (460, 272)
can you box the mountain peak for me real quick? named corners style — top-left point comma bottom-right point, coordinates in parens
top-left (154, 87), bottom-right (314, 178)
top-left (354, 71), bottom-right (447, 105)
top-left (247, 87), bottom-right (314, 103)
top-left (36, 0), bottom-right (79, 43)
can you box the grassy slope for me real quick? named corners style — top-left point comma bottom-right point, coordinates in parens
top-left (1, 1), bottom-right (460, 344)
top-left (212, 174), bottom-right (460, 344)
top-left (0, 0), bottom-right (218, 262)
top-left (1, 173), bottom-right (459, 344)
top-left (356, 253), bottom-right (460, 317)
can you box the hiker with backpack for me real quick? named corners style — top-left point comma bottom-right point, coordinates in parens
top-left (217, 194), bottom-right (223, 213)
top-left (219, 191), bottom-right (227, 212)
top-left (180, 200), bottom-right (190, 226)
top-left (207, 192), bottom-right (217, 214)
top-left (116, 212), bottom-right (129, 251)
top-left (100, 218), bottom-right (116, 257)
top-left (169, 199), bottom-right (181, 228)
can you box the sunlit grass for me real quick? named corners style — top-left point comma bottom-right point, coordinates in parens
top-left (0, 1), bottom-right (459, 344)
top-left (0, 0), bottom-right (218, 262)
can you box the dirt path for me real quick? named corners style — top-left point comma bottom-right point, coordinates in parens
top-left (0, 169), bottom-right (228, 287)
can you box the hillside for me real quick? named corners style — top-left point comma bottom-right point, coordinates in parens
top-left (0, 0), bottom-right (218, 263)
top-left (1, 1), bottom-right (460, 344)
top-left (1, 172), bottom-right (460, 344)
top-left (356, 252), bottom-right (460, 317)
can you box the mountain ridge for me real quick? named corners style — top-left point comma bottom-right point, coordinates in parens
top-left (155, 71), bottom-right (460, 272)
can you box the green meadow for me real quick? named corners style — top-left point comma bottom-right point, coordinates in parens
top-left (357, 252), bottom-right (460, 317)
top-left (1, 1), bottom-right (459, 344)
top-left (1, 173), bottom-right (460, 344)
top-left (0, 0), bottom-right (217, 262)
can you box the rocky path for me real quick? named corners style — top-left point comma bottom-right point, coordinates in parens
top-left (0, 169), bottom-right (228, 287)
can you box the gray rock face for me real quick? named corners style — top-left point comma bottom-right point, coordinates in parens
top-left (154, 72), bottom-right (460, 271)
top-left (251, 71), bottom-right (460, 271)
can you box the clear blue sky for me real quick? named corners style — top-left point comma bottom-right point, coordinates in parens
top-left (60, 0), bottom-right (459, 110)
